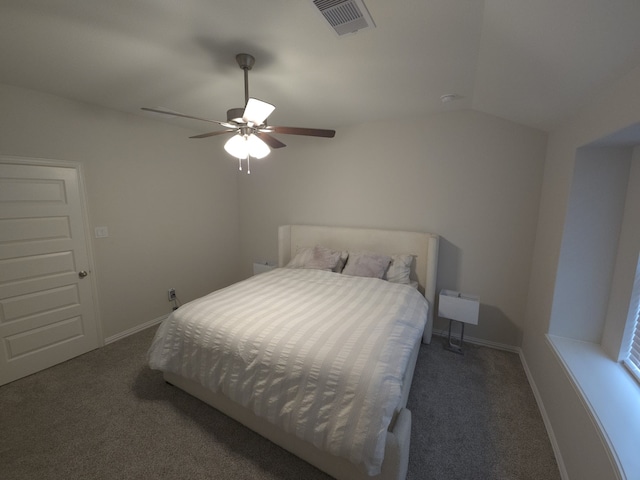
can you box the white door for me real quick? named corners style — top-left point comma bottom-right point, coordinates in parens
top-left (0, 159), bottom-right (100, 385)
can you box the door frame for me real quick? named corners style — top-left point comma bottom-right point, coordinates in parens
top-left (0, 154), bottom-right (104, 347)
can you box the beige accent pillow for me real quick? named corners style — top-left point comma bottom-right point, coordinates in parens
top-left (385, 254), bottom-right (414, 285)
top-left (342, 251), bottom-right (392, 279)
top-left (285, 245), bottom-right (342, 271)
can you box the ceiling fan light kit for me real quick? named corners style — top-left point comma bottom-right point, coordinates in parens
top-left (224, 130), bottom-right (270, 159)
top-left (142, 53), bottom-right (335, 174)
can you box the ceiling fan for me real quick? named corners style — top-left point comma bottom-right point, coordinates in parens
top-left (142, 53), bottom-right (336, 173)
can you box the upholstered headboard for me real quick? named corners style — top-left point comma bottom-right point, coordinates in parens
top-left (278, 225), bottom-right (439, 344)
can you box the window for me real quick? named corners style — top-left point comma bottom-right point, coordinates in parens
top-left (622, 253), bottom-right (640, 384)
top-left (623, 301), bottom-right (640, 383)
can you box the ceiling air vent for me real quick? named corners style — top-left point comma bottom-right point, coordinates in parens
top-left (312, 0), bottom-right (376, 36)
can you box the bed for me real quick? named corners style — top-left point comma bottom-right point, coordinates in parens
top-left (148, 225), bottom-right (439, 480)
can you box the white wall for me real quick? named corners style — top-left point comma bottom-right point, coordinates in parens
top-left (550, 147), bottom-right (631, 342)
top-left (0, 83), bottom-right (241, 340)
top-left (0, 84), bottom-right (548, 350)
top-left (602, 145), bottom-right (640, 359)
top-left (522, 64), bottom-right (640, 479)
top-left (238, 109), bottom-right (547, 347)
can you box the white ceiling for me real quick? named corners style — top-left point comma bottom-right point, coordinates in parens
top-left (1, 0), bottom-right (640, 134)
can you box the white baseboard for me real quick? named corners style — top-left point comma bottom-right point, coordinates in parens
top-left (431, 329), bottom-right (519, 353)
top-left (432, 329), bottom-right (569, 479)
top-left (519, 349), bottom-right (570, 480)
top-left (103, 314), bottom-right (168, 345)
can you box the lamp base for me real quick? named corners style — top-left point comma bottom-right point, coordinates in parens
top-left (444, 318), bottom-right (465, 355)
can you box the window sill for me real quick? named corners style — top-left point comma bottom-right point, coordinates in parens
top-left (547, 335), bottom-right (640, 479)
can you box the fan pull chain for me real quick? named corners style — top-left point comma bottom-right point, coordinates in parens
top-left (236, 157), bottom-right (251, 174)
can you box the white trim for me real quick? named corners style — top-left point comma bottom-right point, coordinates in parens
top-left (519, 346), bottom-right (570, 480)
top-left (76, 161), bottom-right (104, 346)
top-left (431, 328), bottom-right (519, 353)
top-left (432, 329), bottom-right (569, 479)
top-left (104, 314), bottom-right (167, 345)
top-left (546, 334), bottom-right (639, 480)
top-left (0, 154), bottom-right (83, 168)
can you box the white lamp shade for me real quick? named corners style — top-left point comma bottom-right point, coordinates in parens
top-left (224, 133), bottom-right (270, 160)
top-left (246, 134), bottom-right (270, 159)
top-left (243, 98), bottom-right (275, 126)
top-left (224, 134), bottom-right (249, 159)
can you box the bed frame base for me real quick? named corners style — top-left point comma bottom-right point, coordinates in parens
top-left (162, 329), bottom-right (423, 480)
top-left (163, 371), bottom-right (411, 480)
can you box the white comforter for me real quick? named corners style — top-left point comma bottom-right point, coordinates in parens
top-left (148, 268), bottom-right (428, 475)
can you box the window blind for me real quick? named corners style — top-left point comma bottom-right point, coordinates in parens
top-left (624, 306), bottom-right (640, 383)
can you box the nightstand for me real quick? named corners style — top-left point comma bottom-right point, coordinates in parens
top-left (253, 262), bottom-right (275, 275)
top-left (438, 289), bottom-right (480, 354)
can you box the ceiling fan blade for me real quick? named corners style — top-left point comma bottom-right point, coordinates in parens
top-left (189, 130), bottom-right (235, 139)
top-left (256, 132), bottom-right (286, 149)
top-left (141, 107), bottom-right (224, 125)
top-left (242, 98), bottom-right (275, 126)
top-left (270, 126), bottom-right (336, 138)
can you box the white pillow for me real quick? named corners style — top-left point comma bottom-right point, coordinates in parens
top-left (342, 251), bottom-right (391, 279)
top-left (285, 245), bottom-right (343, 271)
top-left (334, 251), bottom-right (349, 273)
top-left (385, 254), bottom-right (414, 285)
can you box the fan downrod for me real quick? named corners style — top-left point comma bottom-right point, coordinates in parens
top-left (236, 53), bottom-right (255, 105)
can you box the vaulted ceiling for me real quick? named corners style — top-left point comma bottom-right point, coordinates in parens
top-left (2, 0), bottom-right (640, 134)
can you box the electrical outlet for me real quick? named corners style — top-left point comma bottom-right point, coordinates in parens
top-left (168, 288), bottom-right (176, 301)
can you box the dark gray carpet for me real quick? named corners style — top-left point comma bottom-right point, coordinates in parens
top-left (407, 339), bottom-right (560, 479)
top-left (0, 327), bottom-right (559, 480)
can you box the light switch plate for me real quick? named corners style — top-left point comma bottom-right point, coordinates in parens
top-left (95, 226), bottom-right (109, 238)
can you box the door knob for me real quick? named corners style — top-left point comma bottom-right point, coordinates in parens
top-left (78, 270), bottom-right (88, 278)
